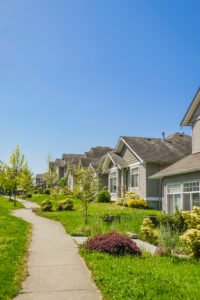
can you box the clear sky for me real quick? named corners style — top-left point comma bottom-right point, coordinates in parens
top-left (0, 0), bottom-right (199, 174)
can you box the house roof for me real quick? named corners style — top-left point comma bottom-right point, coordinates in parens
top-left (62, 154), bottom-right (84, 166)
top-left (79, 157), bottom-right (98, 167)
top-left (102, 151), bottom-right (128, 172)
top-left (84, 146), bottom-right (113, 159)
top-left (36, 174), bottom-right (46, 181)
top-left (109, 152), bottom-right (128, 168)
top-left (55, 159), bottom-right (66, 167)
top-left (151, 152), bottom-right (200, 179)
top-left (181, 88), bottom-right (200, 127)
top-left (119, 133), bottom-right (191, 164)
top-left (80, 146), bottom-right (113, 171)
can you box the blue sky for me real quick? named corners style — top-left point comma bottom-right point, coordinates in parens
top-left (0, 0), bottom-right (200, 174)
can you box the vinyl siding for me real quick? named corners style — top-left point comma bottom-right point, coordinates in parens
top-left (192, 119), bottom-right (200, 153)
top-left (127, 163), bottom-right (146, 199)
top-left (162, 171), bottom-right (200, 212)
top-left (99, 174), bottom-right (108, 189)
top-left (120, 144), bottom-right (138, 164)
top-left (146, 163), bottom-right (161, 198)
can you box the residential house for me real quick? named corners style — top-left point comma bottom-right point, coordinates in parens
top-left (62, 154), bottom-right (84, 190)
top-left (152, 88), bottom-right (200, 213)
top-left (102, 133), bottom-right (191, 209)
top-left (36, 174), bottom-right (46, 189)
top-left (78, 146), bottom-right (113, 188)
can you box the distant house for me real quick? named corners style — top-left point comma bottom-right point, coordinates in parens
top-left (53, 147), bottom-right (112, 191)
top-left (102, 133), bottom-right (191, 209)
top-left (36, 174), bottom-right (46, 188)
top-left (62, 154), bottom-right (83, 190)
top-left (54, 158), bottom-right (66, 182)
top-left (152, 89), bottom-right (200, 213)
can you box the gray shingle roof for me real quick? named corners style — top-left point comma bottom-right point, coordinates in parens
top-left (55, 159), bottom-right (66, 167)
top-left (151, 152), bottom-right (200, 178)
top-left (62, 154), bottom-right (84, 165)
top-left (121, 133), bottom-right (191, 164)
top-left (109, 152), bottom-right (128, 168)
top-left (84, 146), bottom-right (113, 159)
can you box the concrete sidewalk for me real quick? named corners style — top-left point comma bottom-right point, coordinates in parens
top-left (13, 199), bottom-right (101, 300)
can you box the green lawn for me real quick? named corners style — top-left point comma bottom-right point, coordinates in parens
top-left (81, 249), bottom-right (200, 300)
top-left (29, 194), bottom-right (160, 236)
top-left (0, 197), bottom-right (30, 300)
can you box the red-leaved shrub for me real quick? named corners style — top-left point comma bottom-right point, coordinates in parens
top-left (85, 231), bottom-right (141, 255)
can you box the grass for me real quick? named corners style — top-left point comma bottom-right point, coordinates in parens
top-left (29, 194), bottom-right (161, 236)
top-left (0, 196), bottom-right (30, 300)
top-left (80, 249), bottom-right (200, 300)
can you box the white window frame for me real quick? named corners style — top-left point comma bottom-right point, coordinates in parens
top-left (166, 180), bottom-right (200, 213)
top-left (130, 166), bottom-right (139, 189)
top-left (108, 168), bottom-right (118, 198)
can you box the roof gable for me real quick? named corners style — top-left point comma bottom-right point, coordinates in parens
top-left (181, 88), bottom-right (200, 127)
top-left (115, 133), bottom-right (191, 164)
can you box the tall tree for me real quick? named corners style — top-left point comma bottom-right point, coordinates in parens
top-left (9, 145), bottom-right (26, 204)
top-left (43, 158), bottom-right (57, 198)
top-left (74, 167), bottom-right (99, 225)
top-left (18, 163), bottom-right (34, 195)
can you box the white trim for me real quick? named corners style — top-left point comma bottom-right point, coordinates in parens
top-left (102, 153), bottom-right (118, 172)
top-left (146, 197), bottom-right (161, 201)
top-left (165, 179), bottom-right (200, 213)
top-left (129, 162), bottom-right (141, 168)
top-left (129, 166), bottom-right (139, 189)
top-left (115, 137), bottom-right (143, 163)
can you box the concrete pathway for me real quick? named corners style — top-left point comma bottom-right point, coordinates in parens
top-left (13, 199), bottom-right (101, 300)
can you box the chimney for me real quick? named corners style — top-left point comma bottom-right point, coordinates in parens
top-left (161, 132), bottom-right (165, 140)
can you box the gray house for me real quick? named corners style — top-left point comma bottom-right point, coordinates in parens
top-left (102, 133), bottom-right (191, 209)
top-left (54, 147), bottom-right (112, 190)
top-left (152, 88), bottom-right (200, 213)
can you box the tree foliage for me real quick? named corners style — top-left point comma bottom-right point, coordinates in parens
top-left (74, 167), bottom-right (99, 224)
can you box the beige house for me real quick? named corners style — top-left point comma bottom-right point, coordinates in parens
top-left (54, 147), bottom-right (112, 191)
top-left (103, 133), bottom-right (191, 209)
top-left (152, 88), bottom-right (200, 213)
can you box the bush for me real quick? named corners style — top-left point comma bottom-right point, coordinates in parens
top-left (44, 188), bottom-right (50, 195)
top-left (116, 197), bottom-right (124, 206)
top-left (41, 199), bottom-right (52, 212)
top-left (27, 193), bottom-right (32, 198)
top-left (56, 199), bottom-right (74, 211)
top-left (33, 190), bottom-right (39, 194)
top-left (159, 209), bottom-right (187, 233)
top-left (128, 198), bottom-right (147, 209)
top-left (180, 207), bottom-right (200, 257)
top-left (180, 228), bottom-right (200, 257)
top-left (97, 189), bottom-right (111, 203)
top-left (59, 187), bottom-right (72, 196)
top-left (123, 192), bottom-right (138, 207)
top-left (141, 218), bottom-right (158, 244)
top-left (85, 231), bottom-right (141, 256)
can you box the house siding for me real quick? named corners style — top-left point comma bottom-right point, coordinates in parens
top-left (162, 171), bottom-right (200, 212)
top-left (146, 163), bottom-right (161, 198)
top-left (99, 174), bottom-right (108, 188)
top-left (120, 145), bottom-right (138, 164)
top-left (192, 119), bottom-right (200, 153)
top-left (127, 163), bottom-right (146, 199)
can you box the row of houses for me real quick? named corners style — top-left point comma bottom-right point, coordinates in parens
top-left (37, 88), bottom-right (200, 214)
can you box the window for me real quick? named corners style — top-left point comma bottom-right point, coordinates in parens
top-left (183, 182), bottom-right (199, 192)
top-left (192, 193), bottom-right (200, 207)
top-left (167, 194), bottom-right (182, 214)
top-left (130, 167), bottom-right (139, 188)
top-left (167, 184), bottom-right (181, 194)
top-left (167, 181), bottom-right (200, 213)
top-left (109, 171), bottom-right (117, 193)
